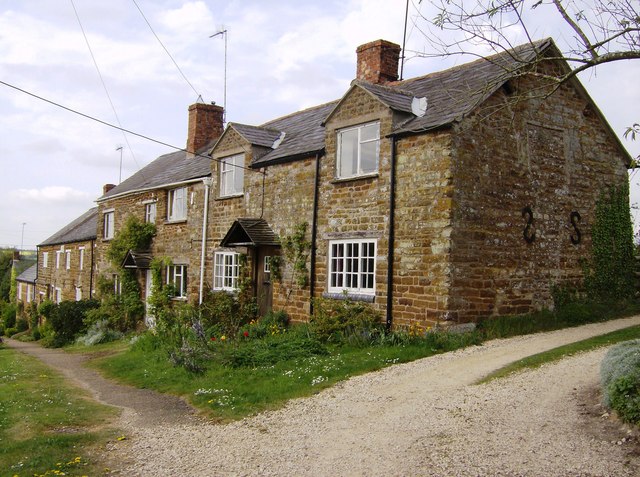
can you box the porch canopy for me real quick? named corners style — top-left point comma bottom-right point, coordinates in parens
top-left (220, 218), bottom-right (279, 247)
top-left (121, 250), bottom-right (153, 269)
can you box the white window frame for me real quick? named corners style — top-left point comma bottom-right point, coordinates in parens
top-left (213, 251), bottom-right (240, 291)
top-left (113, 274), bottom-right (122, 296)
top-left (145, 202), bottom-right (157, 223)
top-left (103, 211), bottom-right (115, 240)
top-left (54, 287), bottom-right (62, 304)
top-left (75, 286), bottom-right (82, 301)
top-left (336, 121), bottom-right (380, 179)
top-left (18, 282), bottom-right (23, 301)
top-left (65, 250), bottom-right (71, 270)
top-left (55, 250), bottom-right (61, 269)
top-left (42, 252), bottom-right (49, 268)
top-left (219, 154), bottom-right (244, 197)
top-left (167, 187), bottom-right (187, 221)
top-left (26, 284), bottom-right (32, 303)
top-left (79, 247), bottom-right (85, 271)
top-left (328, 239), bottom-right (377, 295)
top-left (264, 256), bottom-right (271, 273)
top-left (166, 264), bottom-right (188, 299)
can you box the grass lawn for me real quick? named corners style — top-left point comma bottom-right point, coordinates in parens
top-left (0, 344), bottom-right (119, 477)
top-left (478, 324), bottom-right (640, 384)
top-left (89, 331), bottom-right (481, 422)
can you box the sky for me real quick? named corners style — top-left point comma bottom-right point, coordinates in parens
top-left (1, 0), bottom-right (639, 249)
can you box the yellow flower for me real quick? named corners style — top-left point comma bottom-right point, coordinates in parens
top-left (220, 335), bottom-right (226, 341)
top-left (116, 435), bottom-right (127, 441)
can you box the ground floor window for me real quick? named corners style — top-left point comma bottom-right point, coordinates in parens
top-left (328, 239), bottom-right (376, 294)
top-left (214, 251), bottom-right (239, 291)
top-left (54, 287), bottom-right (62, 304)
top-left (75, 286), bottom-right (82, 301)
top-left (166, 265), bottom-right (188, 298)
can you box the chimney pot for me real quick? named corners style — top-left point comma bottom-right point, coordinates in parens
top-left (103, 184), bottom-right (116, 195)
top-left (356, 39), bottom-right (401, 84)
top-left (187, 103), bottom-right (224, 156)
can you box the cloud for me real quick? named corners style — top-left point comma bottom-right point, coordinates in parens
top-left (11, 186), bottom-right (92, 204)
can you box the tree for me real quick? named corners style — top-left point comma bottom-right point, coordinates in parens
top-left (416, 0), bottom-right (639, 158)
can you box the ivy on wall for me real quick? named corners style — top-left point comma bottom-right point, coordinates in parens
top-left (584, 183), bottom-right (635, 301)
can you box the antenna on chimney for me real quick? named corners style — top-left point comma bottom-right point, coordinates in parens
top-left (116, 145), bottom-right (124, 183)
top-left (210, 27), bottom-right (228, 123)
top-left (400, 0), bottom-right (410, 80)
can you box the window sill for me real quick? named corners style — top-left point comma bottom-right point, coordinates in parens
top-left (102, 237), bottom-right (113, 242)
top-left (331, 172), bottom-right (379, 184)
top-left (170, 296), bottom-right (187, 301)
top-left (216, 193), bottom-right (243, 201)
top-left (165, 218), bottom-right (187, 225)
top-left (322, 292), bottom-right (375, 303)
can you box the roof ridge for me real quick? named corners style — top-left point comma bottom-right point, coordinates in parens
top-left (261, 99), bottom-right (339, 128)
top-left (394, 37), bottom-right (552, 87)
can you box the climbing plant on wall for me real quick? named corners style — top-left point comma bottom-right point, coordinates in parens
top-left (584, 183), bottom-right (635, 301)
top-left (96, 216), bottom-right (156, 330)
top-left (271, 222), bottom-right (311, 305)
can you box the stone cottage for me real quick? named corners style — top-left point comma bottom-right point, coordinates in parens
top-left (95, 103), bottom-right (224, 322)
top-left (205, 38), bottom-right (631, 327)
top-left (36, 207), bottom-right (98, 303)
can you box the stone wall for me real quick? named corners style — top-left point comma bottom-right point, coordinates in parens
top-left (95, 179), bottom-right (207, 304)
top-left (36, 239), bottom-right (95, 302)
top-left (448, 74), bottom-right (629, 321)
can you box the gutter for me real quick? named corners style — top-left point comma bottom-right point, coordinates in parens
top-left (89, 239), bottom-right (94, 299)
top-left (97, 176), bottom-right (210, 204)
top-left (198, 178), bottom-right (213, 304)
top-left (309, 152), bottom-right (321, 315)
top-left (386, 135), bottom-right (398, 330)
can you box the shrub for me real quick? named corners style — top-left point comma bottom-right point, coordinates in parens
top-left (48, 299), bottom-right (99, 347)
top-left (4, 327), bottom-right (18, 337)
top-left (16, 318), bottom-right (29, 333)
top-left (310, 297), bottom-right (383, 343)
top-left (38, 300), bottom-right (56, 322)
top-left (200, 289), bottom-right (257, 338)
top-left (2, 303), bottom-right (16, 329)
top-left (0, 323), bottom-right (4, 336)
top-left (601, 339), bottom-right (640, 424)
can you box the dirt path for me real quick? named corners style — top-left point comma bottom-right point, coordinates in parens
top-left (6, 316), bottom-right (640, 476)
top-left (4, 338), bottom-right (198, 428)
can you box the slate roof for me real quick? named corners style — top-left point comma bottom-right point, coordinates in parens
top-left (251, 101), bottom-right (339, 166)
top-left (220, 218), bottom-right (279, 247)
top-left (16, 264), bottom-right (37, 283)
top-left (228, 39), bottom-right (552, 167)
top-left (122, 250), bottom-right (153, 269)
top-left (99, 143), bottom-right (214, 201)
top-left (39, 207), bottom-right (98, 247)
top-left (229, 123), bottom-right (283, 148)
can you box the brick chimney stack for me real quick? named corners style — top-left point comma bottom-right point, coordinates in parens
top-left (186, 102), bottom-right (224, 156)
top-left (356, 39), bottom-right (401, 84)
top-left (103, 184), bottom-right (116, 195)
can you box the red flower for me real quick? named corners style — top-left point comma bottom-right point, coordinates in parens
top-left (243, 331), bottom-right (249, 338)
top-left (210, 337), bottom-right (216, 341)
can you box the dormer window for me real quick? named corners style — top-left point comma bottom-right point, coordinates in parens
top-left (168, 187), bottom-right (187, 221)
top-left (336, 122), bottom-right (380, 179)
top-left (220, 154), bottom-right (244, 197)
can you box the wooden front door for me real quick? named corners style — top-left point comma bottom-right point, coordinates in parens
top-left (256, 247), bottom-right (276, 316)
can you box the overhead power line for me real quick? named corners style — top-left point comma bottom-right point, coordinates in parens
top-left (132, 0), bottom-right (202, 100)
top-left (70, 0), bottom-right (142, 176)
top-left (0, 79), bottom-right (260, 174)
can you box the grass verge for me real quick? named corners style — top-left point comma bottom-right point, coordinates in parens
top-left (90, 331), bottom-right (481, 422)
top-left (477, 325), bottom-right (640, 384)
top-left (0, 344), bottom-right (119, 477)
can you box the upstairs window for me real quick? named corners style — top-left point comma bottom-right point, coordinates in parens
top-left (79, 247), bottom-right (85, 271)
top-left (166, 264), bottom-right (188, 299)
top-left (65, 250), bottom-right (71, 270)
top-left (55, 250), bottom-right (61, 269)
top-left (328, 239), bottom-right (376, 295)
top-left (213, 251), bottom-right (239, 291)
top-left (145, 202), bottom-right (157, 223)
top-left (168, 187), bottom-right (187, 221)
top-left (103, 211), bottom-right (115, 240)
top-left (336, 122), bottom-right (380, 179)
top-left (220, 154), bottom-right (244, 197)
top-left (42, 252), bottom-right (49, 268)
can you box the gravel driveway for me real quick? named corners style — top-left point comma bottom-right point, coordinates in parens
top-left (7, 316), bottom-right (640, 476)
